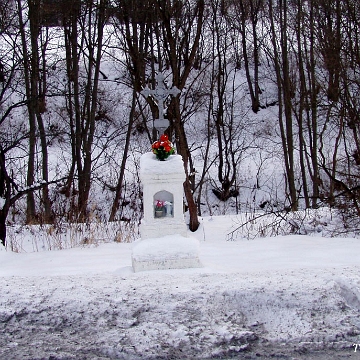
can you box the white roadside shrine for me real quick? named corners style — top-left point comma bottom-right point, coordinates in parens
top-left (131, 72), bottom-right (201, 272)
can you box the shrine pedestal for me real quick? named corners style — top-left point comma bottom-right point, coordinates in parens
top-left (132, 235), bottom-right (201, 272)
top-left (132, 152), bottom-right (201, 272)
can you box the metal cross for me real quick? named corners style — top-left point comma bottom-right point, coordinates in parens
top-left (141, 71), bottom-right (180, 134)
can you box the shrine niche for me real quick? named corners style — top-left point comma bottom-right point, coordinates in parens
top-left (153, 191), bottom-right (174, 218)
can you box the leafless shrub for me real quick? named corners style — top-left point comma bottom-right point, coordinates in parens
top-left (226, 207), bottom-right (346, 241)
top-left (6, 217), bottom-right (137, 253)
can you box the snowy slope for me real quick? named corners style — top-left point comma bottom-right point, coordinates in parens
top-left (1, 215), bottom-right (360, 359)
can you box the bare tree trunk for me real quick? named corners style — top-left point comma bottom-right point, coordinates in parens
top-left (317, 0), bottom-right (342, 102)
top-left (234, 0), bottom-right (262, 113)
top-left (307, 1), bottom-right (320, 208)
top-left (0, 149), bottom-right (9, 246)
top-left (268, 0), bottom-right (298, 210)
top-left (159, 0), bottom-right (205, 231)
top-left (212, 1), bottom-right (242, 202)
top-left (195, 97), bottom-right (213, 216)
top-left (109, 89), bottom-right (136, 221)
top-left (294, 0), bottom-right (310, 208)
top-left (37, 28), bottom-right (53, 222)
top-left (171, 97), bottom-right (199, 231)
top-left (17, 0), bottom-right (37, 222)
top-left (62, 0), bottom-right (106, 221)
top-left (63, 5), bottom-right (80, 204)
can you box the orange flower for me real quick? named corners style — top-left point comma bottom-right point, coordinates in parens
top-left (152, 141), bottom-right (160, 149)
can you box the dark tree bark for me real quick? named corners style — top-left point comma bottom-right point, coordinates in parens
top-left (294, 0), bottom-right (310, 208)
top-left (230, 0), bottom-right (263, 113)
top-left (109, 0), bottom-right (158, 220)
top-left (0, 149), bottom-right (10, 246)
top-left (62, 2), bottom-right (80, 202)
top-left (209, 0), bottom-right (238, 201)
top-left (158, 0), bottom-right (205, 232)
top-left (17, 0), bottom-right (37, 222)
top-left (62, 0), bottom-right (107, 221)
top-left (268, 0), bottom-right (298, 210)
top-left (109, 89), bottom-right (136, 221)
top-left (317, 0), bottom-right (342, 102)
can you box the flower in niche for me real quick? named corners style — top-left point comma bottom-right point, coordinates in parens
top-left (151, 134), bottom-right (175, 161)
top-left (154, 200), bottom-right (165, 211)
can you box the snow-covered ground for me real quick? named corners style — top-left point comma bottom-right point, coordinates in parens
top-left (1, 215), bottom-right (360, 359)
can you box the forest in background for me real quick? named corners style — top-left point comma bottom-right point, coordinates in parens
top-left (1, 0), bottom-right (360, 247)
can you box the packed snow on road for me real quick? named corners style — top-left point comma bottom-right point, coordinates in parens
top-left (1, 215), bottom-right (360, 359)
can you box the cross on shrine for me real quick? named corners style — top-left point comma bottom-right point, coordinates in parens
top-left (141, 72), bottom-right (180, 134)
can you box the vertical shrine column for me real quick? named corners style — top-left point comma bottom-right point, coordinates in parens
top-left (133, 151), bottom-right (201, 272)
top-left (139, 152), bottom-right (188, 239)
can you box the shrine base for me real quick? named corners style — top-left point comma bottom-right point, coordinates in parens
top-left (132, 235), bottom-right (202, 272)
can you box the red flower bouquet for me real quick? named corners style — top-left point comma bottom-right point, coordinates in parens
top-left (151, 134), bottom-right (175, 161)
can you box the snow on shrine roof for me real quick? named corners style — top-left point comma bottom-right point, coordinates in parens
top-left (140, 152), bottom-right (185, 176)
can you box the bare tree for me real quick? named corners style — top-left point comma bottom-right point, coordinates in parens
top-left (108, 0), bottom-right (160, 221)
top-left (61, 0), bottom-right (108, 221)
top-left (157, 0), bottom-right (205, 231)
top-left (227, 0), bottom-right (264, 113)
top-left (206, 0), bottom-right (241, 201)
top-left (291, 0), bottom-right (321, 209)
top-left (0, 0), bottom-right (55, 245)
top-left (267, 0), bottom-right (298, 210)
top-left (317, 0), bottom-right (342, 102)
top-left (318, 0), bottom-right (360, 215)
